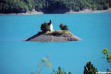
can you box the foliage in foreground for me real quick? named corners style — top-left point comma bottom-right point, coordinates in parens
top-left (31, 48), bottom-right (111, 74)
top-left (31, 56), bottom-right (51, 74)
top-left (102, 48), bottom-right (111, 62)
top-left (52, 66), bottom-right (71, 74)
top-left (102, 48), bottom-right (111, 72)
top-left (84, 61), bottom-right (98, 74)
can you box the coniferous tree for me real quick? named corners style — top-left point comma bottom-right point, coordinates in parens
top-left (84, 61), bottom-right (98, 74)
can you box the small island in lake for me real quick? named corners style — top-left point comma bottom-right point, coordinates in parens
top-left (25, 20), bottom-right (80, 42)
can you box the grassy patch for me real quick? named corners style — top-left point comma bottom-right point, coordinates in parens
top-left (45, 30), bottom-right (70, 36)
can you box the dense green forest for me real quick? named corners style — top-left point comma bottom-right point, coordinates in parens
top-left (0, 0), bottom-right (111, 13)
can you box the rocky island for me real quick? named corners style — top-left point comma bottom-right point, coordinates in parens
top-left (25, 20), bottom-right (80, 42)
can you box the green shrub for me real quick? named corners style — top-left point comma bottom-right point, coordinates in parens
top-left (60, 24), bottom-right (68, 30)
top-left (41, 23), bottom-right (50, 32)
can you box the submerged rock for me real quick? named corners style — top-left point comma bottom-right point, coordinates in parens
top-left (25, 30), bottom-right (80, 42)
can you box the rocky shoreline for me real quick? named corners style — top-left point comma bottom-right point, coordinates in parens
top-left (0, 8), bottom-right (111, 15)
top-left (65, 8), bottom-right (111, 14)
top-left (0, 11), bottom-right (43, 15)
top-left (25, 32), bottom-right (80, 42)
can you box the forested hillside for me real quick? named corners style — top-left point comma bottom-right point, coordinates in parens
top-left (0, 0), bottom-right (111, 13)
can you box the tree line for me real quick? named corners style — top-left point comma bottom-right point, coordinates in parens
top-left (0, 0), bottom-right (111, 13)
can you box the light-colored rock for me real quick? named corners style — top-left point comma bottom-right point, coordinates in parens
top-left (25, 32), bottom-right (80, 42)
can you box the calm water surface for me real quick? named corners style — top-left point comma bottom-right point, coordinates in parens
top-left (0, 13), bottom-right (111, 74)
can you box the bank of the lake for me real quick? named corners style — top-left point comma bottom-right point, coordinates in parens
top-left (0, 8), bottom-right (111, 15)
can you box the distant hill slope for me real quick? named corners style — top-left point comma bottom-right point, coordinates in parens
top-left (0, 0), bottom-right (111, 13)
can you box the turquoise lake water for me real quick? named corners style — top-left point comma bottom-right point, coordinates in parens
top-left (0, 12), bottom-right (111, 74)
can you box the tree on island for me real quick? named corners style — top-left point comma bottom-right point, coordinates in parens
top-left (60, 24), bottom-right (68, 30)
top-left (40, 20), bottom-right (54, 33)
top-left (41, 23), bottom-right (50, 33)
top-left (40, 20), bottom-right (69, 33)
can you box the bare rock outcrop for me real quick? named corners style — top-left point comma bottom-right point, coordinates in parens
top-left (25, 31), bottom-right (80, 42)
